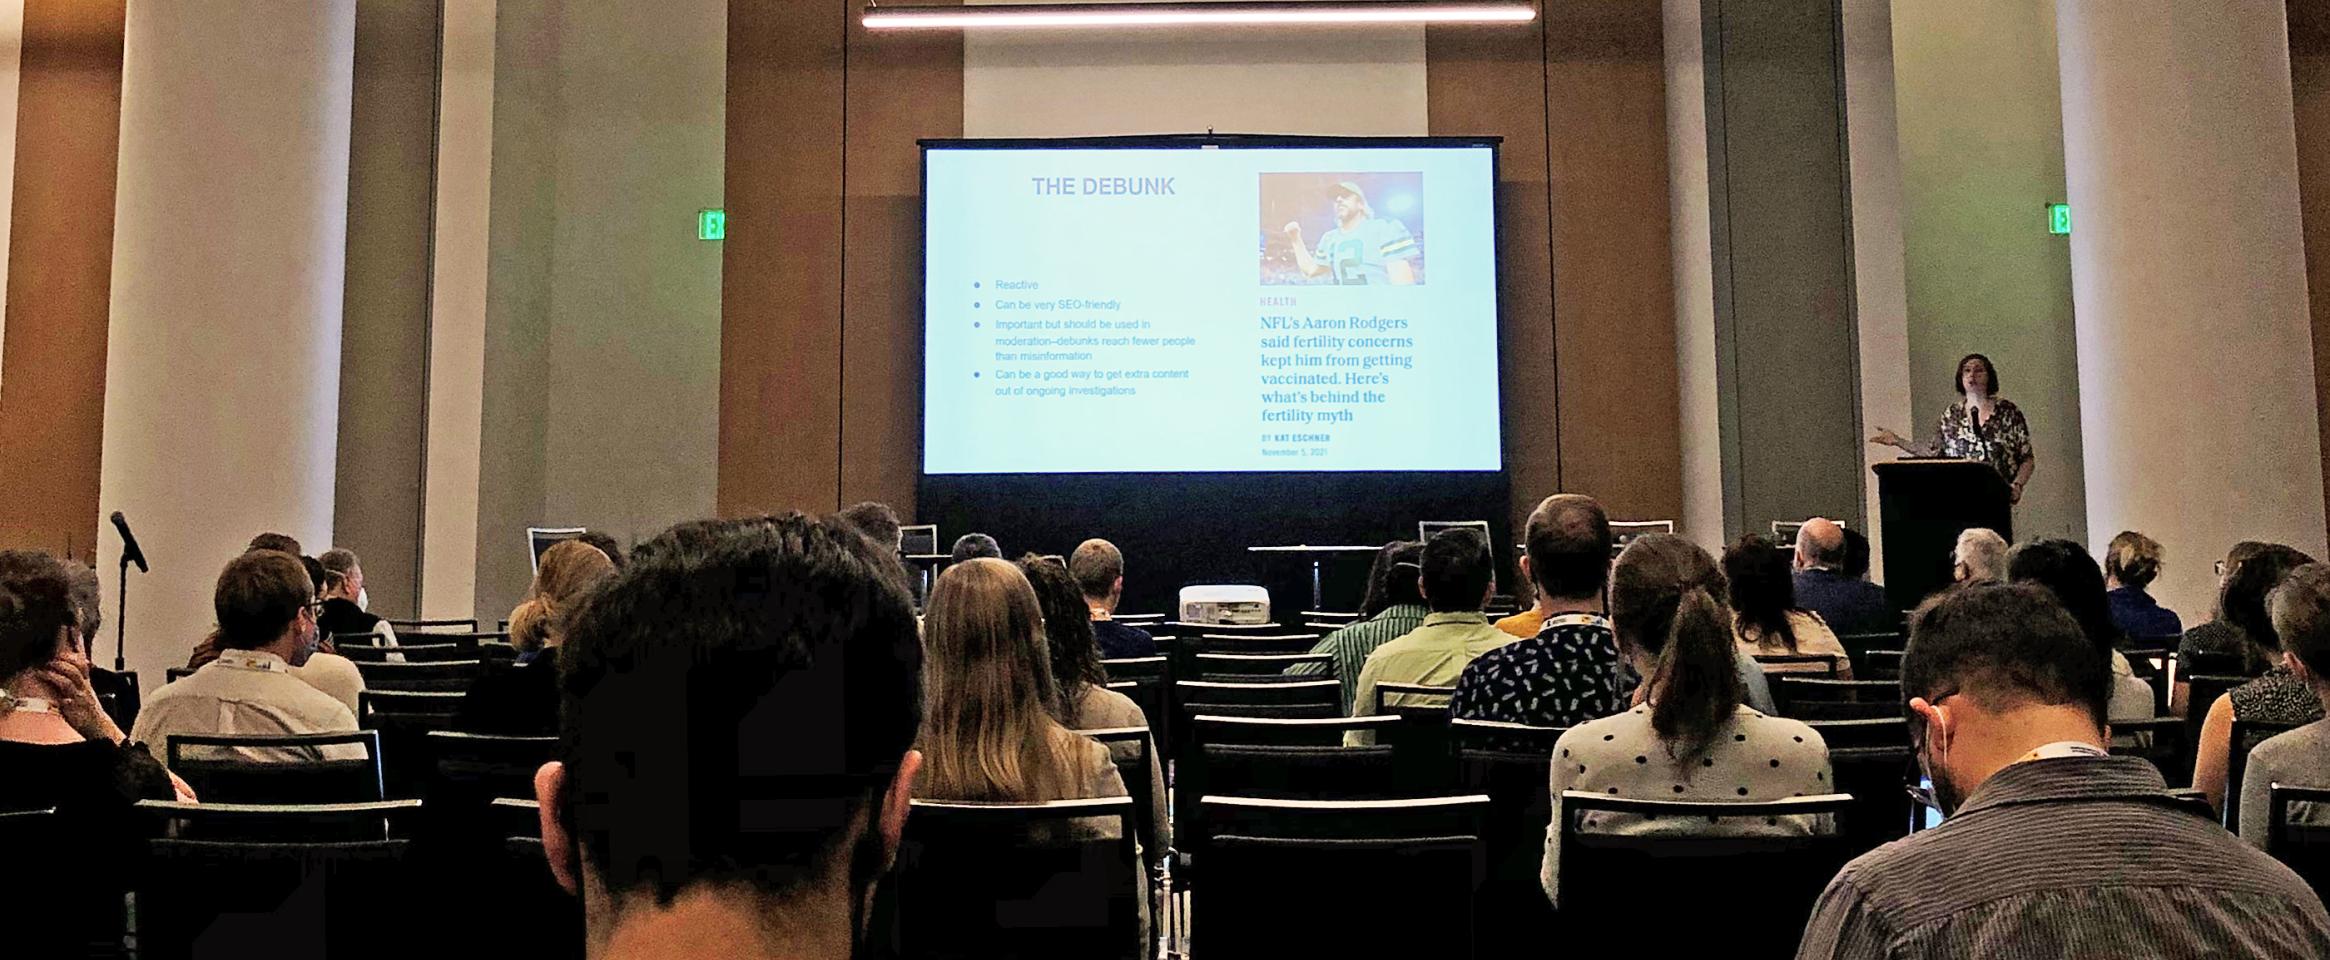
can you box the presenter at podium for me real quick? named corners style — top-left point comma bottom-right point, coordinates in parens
top-left (1868, 353), bottom-right (2035, 505)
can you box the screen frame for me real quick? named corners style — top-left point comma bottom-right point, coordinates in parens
top-left (917, 133), bottom-right (1509, 478)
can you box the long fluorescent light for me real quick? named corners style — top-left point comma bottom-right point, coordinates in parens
top-left (862, 0), bottom-right (1538, 30)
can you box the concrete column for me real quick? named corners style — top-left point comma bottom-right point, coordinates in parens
top-left (98, 0), bottom-right (355, 681)
top-left (2057, 0), bottom-right (2327, 618)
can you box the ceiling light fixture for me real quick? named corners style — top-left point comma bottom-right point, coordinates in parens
top-left (862, 0), bottom-right (1538, 30)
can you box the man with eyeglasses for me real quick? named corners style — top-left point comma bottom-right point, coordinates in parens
top-left (1796, 584), bottom-right (2330, 958)
top-left (130, 550), bottom-right (364, 764)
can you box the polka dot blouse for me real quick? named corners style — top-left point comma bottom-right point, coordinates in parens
top-left (1539, 703), bottom-right (1834, 906)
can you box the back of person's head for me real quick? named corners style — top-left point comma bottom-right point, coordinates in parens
top-left (318, 547), bottom-right (361, 583)
top-left (547, 512), bottom-right (922, 932)
top-left (837, 502), bottom-right (902, 554)
top-left (1611, 534), bottom-right (1742, 759)
top-left (2006, 538), bottom-right (2120, 655)
top-left (2103, 531), bottom-right (2164, 591)
top-left (1953, 528), bottom-right (2009, 583)
top-left (1068, 538), bottom-right (1125, 602)
top-left (918, 557), bottom-right (1090, 802)
top-left (64, 561), bottom-right (101, 642)
top-left (299, 555), bottom-right (332, 598)
top-left (1420, 527), bottom-right (1494, 614)
top-left (573, 531), bottom-right (625, 570)
top-left (215, 550), bottom-right (312, 651)
top-left (510, 540), bottom-right (616, 653)
top-left (247, 532), bottom-right (302, 556)
top-left (1794, 519), bottom-right (1848, 571)
top-left (1903, 583), bottom-right (2109, 729)
top-left (1358, 540), bottom-right (1425, 618)
top-left (1523, 494), bottom-right (1612, 601)
top-left (2271, 564), bottom-right (2330, 684)
top-left (1840, 526), bottom-right (1872, 581)
top-left (0, 550), bottom-right (77, 683)
top-left (1017, 553), bottom-right (1105, 723)
top-left (1725, 534), bottom-right (1801, 653)
top-left (2223, 544), bottom-right (2318, 664)
top-left (949, 532), bottom-right (1001, 565)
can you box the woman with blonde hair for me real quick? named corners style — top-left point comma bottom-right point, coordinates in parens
top-left (455, 539), bottom-right (613, 734)
top-left (916, 557), bottom-right (1126, 804)
top-left (2104, 530), bottom-right (2181, 640)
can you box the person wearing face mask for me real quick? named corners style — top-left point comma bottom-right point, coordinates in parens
top-left (1868, 353), bottom-right (2035, 506)
top-left (130, 550), bottom-right (365, 764)
top-left (1795, 584), bottom-right (2330, 958)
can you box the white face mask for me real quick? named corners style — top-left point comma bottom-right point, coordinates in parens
top-left (356, 587), bottom-right (369, 612)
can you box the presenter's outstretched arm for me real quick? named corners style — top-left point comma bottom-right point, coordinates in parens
top-left (1284, 222), bottom-right (1325, 278)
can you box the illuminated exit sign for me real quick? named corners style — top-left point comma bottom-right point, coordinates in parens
top-left (698, 208), bottom-right (726, 241)
top-left (2047, 203), bottom-right (2071, 236)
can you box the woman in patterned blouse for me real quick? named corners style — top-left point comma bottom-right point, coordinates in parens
top-left (1870, 353), bottom-right (2036, 504)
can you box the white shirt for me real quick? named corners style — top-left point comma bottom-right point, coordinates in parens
top-left (130, 649), bottom-right (365, 764)
top-left (288, 652), bottom-right (368, 716)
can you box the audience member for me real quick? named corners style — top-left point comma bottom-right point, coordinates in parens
top-left (458, 539), bottom-right (615, 735)
top-left (2102, 530), bottom-right (2182, 640)
top-left (2179, 542), bottom-right (2309, 703)
top-left (1292, 540), bottom-right (1427, 714)
top-left (1730, 534), bottom-right (1853, 678)
top-left (2005, 539), bottom-right (2153, 724)
top-left (1452, 495), bottom-right (1625, 729)
top-left (315, 548), bottom-right (396, 647)
top-left (317, 547), bottom-right (371, 611)
top-left (1839, 525), bottom-right (1872, 582)
top-left (1348, 527), bottom-right (1515, 743)
top-left (949, 532), bottom-right (1001, 565)
top-left (2240, 563), bottom-right (2330, 850)
top-left (535, 513), bottom-right (923, 959)
top-left (917, 557), bottom-right (1127, 805)
top-left (0, 551), bottom-right (192, 958)
top-left (574, 530), bottom-right (626, 569)
top-left (1951, 527), bottom-right (2007, 585)
top-left (1069, 538), bottom-right (1157, 659)
top-left (131, 550), bottom-right (362, 762)
top-left (1017, 554), bottom-right (1168, 856)
top-left (1797, 584), bottom-right (2330, 958)
top-left (247, 531), bottom-right (302, 556)
top-left (2193, 547), bottom-right (2322, 812)
top-left (1541, 533), bottom-right (1832, 906)
top-left (1792, 519), bottom-right (1891, 637)
top-left (837, 501), bottom-right (903, 554)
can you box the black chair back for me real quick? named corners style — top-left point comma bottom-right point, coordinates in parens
top-left (2268, 783), bottom-right (2330, 902)
top-left (2122, 647), bottom-right (2172, 716)
top-left (1451, 717), bottom-right (1564, 757)
top-left (1836, 631), bottom-right (1903, 664)
top-left (165, 667), bottom-right (196, 684)
top-left (2228, 718), bottom-right (2308, 831)
top-left (1806, 717), bottom-right (1910, 750)
top-left (1079, 726), bottom-right (1164, 873)
top-left (1100, 655), bottom-right (1166, 682)
top-left (361, 689), bottom-right (468, 799)
top-left (1375, 682), bottom-right (1457, 789)
top-left (1859, 649), bottom-right (1904, 681)
top-left (2182, 674), bottom-right (2250, 759)
top-left (0, 807), bottom-right (122, 958)
top-left (1190, 632), bottom-right (1326, 656)
top-left (166, 731), bottom-right (385, 804)
top-left (1191, 714), bottom-right (1397, 747)
top-left (1556, 792), bottom-right (1857, 959)
top-left (889, 798), bottom-right (1142, 960)
top-left (1457, 736), bottom-right (1559, 945)
top-left (1175, 679), bottom-right (1339, 707)
top-left (133, 801), bottom-right (425, 960)
top-left (427, 731), bottom-right (556, 803)
top-left (1774, 677), bottom-right (1901, 721)
top-left (1198, 743), bottom-right (1403, 800)
top-left (352, 659), bottom-right (485, 693)
top-left (1753, 653), bottom-right (1843, 678)
top-left (1196, 652), bottom-right (1332, 682)
top-left (2185, 651), bottom-right (2252, 677)
top-left (387, 617), bottom-right (478, 633)
top-left (1198, 833), bottom-right (1483, 960)
top-left (339, 643), bottom-right (473, 663)
top-left (2107, 715), bottom-right (2189, 786)
top-left (1180, 701), bottom-right (1340, 722)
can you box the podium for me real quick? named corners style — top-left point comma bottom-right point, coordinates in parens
top-left (1874, 459), bottom-right (2013, 616)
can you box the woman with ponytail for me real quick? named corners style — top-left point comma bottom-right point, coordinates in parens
top-left (455, 539), bottom-right (613, 734)
top-left (1540, 534), bottom-right (1834, 907)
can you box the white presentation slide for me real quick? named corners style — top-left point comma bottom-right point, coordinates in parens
top-left (923, 142), bottom-right (1503, 474)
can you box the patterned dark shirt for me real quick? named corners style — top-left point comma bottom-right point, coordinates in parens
top-left (1917, 398), bottom-right (2033, 484)
top-left (2230, 667), bottom-right (2327, 727)
top-left (1448, 614), bottom-right (1625, 729)
top-left (1797, 755), bottom-right (2330, 959)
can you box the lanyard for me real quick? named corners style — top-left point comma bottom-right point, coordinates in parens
top-left (0, 693), bottom-right (56, 715)
top-left (1543, 613), bottom-right (1610, 631)
top-left (2018, 741), bottom-right (2108, 763)
top-left (214, 652), bottom-right (287, 674)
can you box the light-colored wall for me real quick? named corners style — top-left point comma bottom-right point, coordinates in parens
top-left (1888, 0), bottom-right (2086, 544)
top-left (1840, 0), bottom-right (1911, 584)
top-left (1665, 0), bottom-right (1721, 550)
top-left (419, 0), bottom-right (495, 620)
top-left (473, 0), bottom-right (723, 622)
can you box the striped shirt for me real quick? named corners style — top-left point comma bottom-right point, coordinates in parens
top-left (1287, 603), bottom-right (1429, 714)
top-left (1796, 754), bottom-right (2330, 959)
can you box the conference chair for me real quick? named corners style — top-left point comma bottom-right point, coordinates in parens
top-left (1455, 720), bottom-right (1563, 946)
top-left (387, 617), bottom-right (478, 633)
top-left (133, 799), bottom-right (425, 960)
top-left (1859, 648), bottom-right (1904, 681)
top-left (426, 731), bottom-right (554, 804)
top-left (352, 658), bottom-right (486, 693)
top-left (1172, 680), bottom-right (1340, 754)
top-left (1302, 609), bottom-right (1362, 625)
top-left (2268, 784), bottom-right (2330, 902)
top-left (1836, 631), bottom-right (1903, 666)
top-left (1191, 632), bottom-right (1326, 655)
top-left (1100, 655), bottom-right (1167, 683)
top-left (2123, 646), bottom-right (2174, 716)
top-left (2227, 718), bottom-right (2308, 831)
top-left (0, 806), bottom-right (124, 958)
top-left (1373, 681), bottom-right (1457, 786)
top-left (2107, 715), bottom-right (2188, 786)
top-left (1195, 651), bottom-right (1332, 682)
top-left (2182, 674), bottom-right (2250, 762)
top-left (1080, 726), bottom-right (1168, 930)
top-left (1450, 716), bottom-right (1565, 757)
top-left (339, 642), bottom-right (471, 664)
top-left (166, 731), bottom-right (385, 805)
top-left (1104, 678), bottom-right (1168, 755)
top-left (888, 797), bottom-right (1144, 960)
top-left (1753, 653), bottom-right (1845, 679)
top-left (165, 666), bottom-right (196, 684)
top-left (1554, 792), bottom-right (1858, 959)
top-left (1179, 715), bottom-right (1408, 855)
top-left (1189, 795), bottom-right (1490, 960)
top-left (1773, 677), bottom-right (1901, 721)
top-left (2185, 651), bottom-right (2251, 677)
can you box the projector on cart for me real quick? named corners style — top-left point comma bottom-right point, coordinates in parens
top-left (1178, 584), bottom-right (1273, 625)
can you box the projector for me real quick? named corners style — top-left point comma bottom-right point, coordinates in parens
top-left (1177, 584), bottom-right (1273, 625)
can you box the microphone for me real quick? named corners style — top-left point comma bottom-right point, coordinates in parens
top-left (110, 511), bottom-right (148, 574)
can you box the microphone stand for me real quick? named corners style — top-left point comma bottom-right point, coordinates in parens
top-left (116, 550), bottom-right (134, 673)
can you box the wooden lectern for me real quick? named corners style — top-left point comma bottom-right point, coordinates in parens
top-left (1874, 459), bottom-right (2014, 615)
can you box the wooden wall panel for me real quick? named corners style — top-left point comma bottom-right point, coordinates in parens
top-left (2293, 0), bottom-right (2330, 539)
top-left (0, 0), bottom-right (126, 555)
top-left (720, 0), bottom-right (848, 516)
top-left (839, 5), bottom-right (960, 522)
top-left (1545, 0), bottom-right (1683, 524)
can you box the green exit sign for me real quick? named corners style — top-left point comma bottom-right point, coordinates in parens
top-left (697, 208), bottom-right (725, 241)
top-left (2047, 202), bottom-right (2072, 236)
